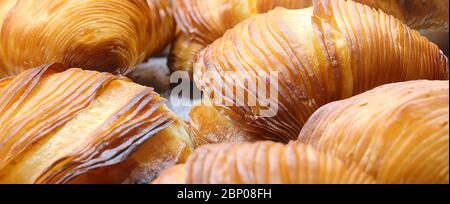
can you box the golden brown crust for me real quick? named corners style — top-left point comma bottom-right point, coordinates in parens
top-left (169, 0), bottom-right (311, 76)
top-left (69, 120), bottom-right (193, 184)
top-left (168, 33), bottom-right (205, 76)
top-left (155, 142), bottom-right (376, 184)
top-left (0, 64), bottom-right (192, 184)
top-left (0, 0), bottom-right (175, 77)
top-left (298, 80), bottom-right (449, 184)
top-left (173, 0), bottom-right (311, 45)
top-left (169, 0), bottom-right (449, 76)
top-left (355, 0), bottom-right (449, 31)
top-left (193, 0), bottom-right (449, 143)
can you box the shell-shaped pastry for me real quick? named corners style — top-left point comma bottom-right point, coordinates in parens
top-left (153, 142), bottom-right (375, 184)
top-left (0, 64), bottom-right (193, 184)
top-left (192, 0), bottom-right (449, 144)
top-left (169, 0), bottom-right (449, 75)
top-left (0, 0), bottom-right (174, 77)
top-left (298, 80), bottom-right (449, 184)
top-left (169, 0), bottom-right (310, 75)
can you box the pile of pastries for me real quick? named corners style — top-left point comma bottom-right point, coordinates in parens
top-left (0, 0), bottom-right (448, 184)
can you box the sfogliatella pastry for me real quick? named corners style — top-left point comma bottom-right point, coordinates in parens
top-left (156, 80), bottom-right (449, 184)
top-left (169, 0), bottom-right (449, 76)
top-left (0, 64), bottom-right (193, 184)
top-left (298, 80), bottom-right (449, 184)
top-left (0, 0), bottom-right (174, 77)
top-left (153, 142), bottom-right (375, 184)
top-left (190, 0), bottom-right (449, 145)
top-left (169, 0), bottom-right (310, 75)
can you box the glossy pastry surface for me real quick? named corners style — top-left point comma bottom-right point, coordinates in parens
top-left (169, 0), bottom-right (310, 75)
top-left (0, 64), bottom-right (193, 184)
top-left (192, 0), bottom-right (449, 143)
top-left (170, 0), bottom-right (449, 75)
top-left (154, 142), bottom-right (375, 184)
top-left (298, 80), bottom-right (449, 184)
top-left (0, 0), bottom-right (174, 77)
